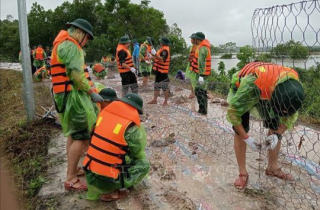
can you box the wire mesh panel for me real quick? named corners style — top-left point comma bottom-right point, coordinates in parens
top-left (251, 1), bottom-right (320, 209)
top-left (85, 1), bottom-right (320, 208)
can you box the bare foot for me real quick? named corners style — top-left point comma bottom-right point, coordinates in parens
top-left (148, 100), bottom-right (157, 104)
top-left (162, 102), bottom-right (168, 106)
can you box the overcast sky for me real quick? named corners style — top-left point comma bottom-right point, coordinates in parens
top-left (0, 0), bottom-right (310, 46)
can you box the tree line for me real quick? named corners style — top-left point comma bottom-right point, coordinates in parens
top-left (0, 0), bottom-right (188, 74)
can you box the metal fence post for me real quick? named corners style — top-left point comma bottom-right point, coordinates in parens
top-left (17, 0), bottom-right (35, 121)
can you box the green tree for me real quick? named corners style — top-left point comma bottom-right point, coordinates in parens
top-left (271, 40), bottom-right (309, 59)
top-left (218, 61), bottom-right (226, 76)
top-left (255, 53), bottom-right (272, 62)
top-left (289, 42), bottom-right (309, 59)
top-left (0, 19), bottom-right (20, 61)
top-left (166, 23), bottom-right (188, 76)
top-left (210, 44), bottom-right (220, 56)
top-left (228, 67), bottom-right (237, 79)
top-left (236, 45), bottom-right (255, 69)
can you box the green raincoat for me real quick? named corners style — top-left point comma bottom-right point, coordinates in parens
top-left (93, 82), bottom-right (106, 92)
top-left (34, 66), bottom-right (48, 82)
top-left (53, 32), bottom-right (97, 140)
top-left (188, 46), bottom-right (210, 90)
top-left (139, 42), bottom-right (153, 74)
top-left (93, 69), bottom-right (107, 79)
top-left (227, 72), bottom-right (299, 130)
top-left (85, 125), bottom-right (150, 200)
top-left (33, 49), bottom-right (47, 68)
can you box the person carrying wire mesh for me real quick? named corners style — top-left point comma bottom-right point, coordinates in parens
top-left (227, 61), bottom-right (305, 190)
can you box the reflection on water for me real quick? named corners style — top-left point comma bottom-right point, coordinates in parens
top-left (211, 56), bottom-right (320, 71)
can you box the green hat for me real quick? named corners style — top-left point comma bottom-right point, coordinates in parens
top-left (159, 37), bottom-right (171, 45)
top-left (271, 79), bottom-right (305, 117)
top-left (66, 18), bottom-right (94, 40)
top-left (119, 93), bottom-right (143, 114)
top-left (119, 36), bottom-right (131, 44)
top-left (99, 88), bottom-right (118, 102)
top-left (193, 32), bottom-right (205, 40)
top-left (189, 33), bottom-right (196, 39)
top-left (146, 37), bottom-right (155, 46)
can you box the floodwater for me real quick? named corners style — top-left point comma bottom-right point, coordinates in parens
top-left (211, 55), bottom-right (320, 71)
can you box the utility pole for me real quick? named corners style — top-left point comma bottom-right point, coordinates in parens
top-left (17, 0), bottom-right (35, 121)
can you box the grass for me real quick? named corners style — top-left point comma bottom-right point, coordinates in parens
top-left (0, 69), bottom-right (60, 209)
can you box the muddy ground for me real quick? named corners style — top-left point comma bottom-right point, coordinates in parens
top-left (1, 64), bottom-right (319, 210)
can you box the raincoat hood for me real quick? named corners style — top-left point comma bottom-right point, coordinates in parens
top-left (53, 30), bottom-right (80, 47)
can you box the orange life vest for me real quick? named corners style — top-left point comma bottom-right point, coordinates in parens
top-left (83, 101), bottom-right (140, 180)
top-left (93, 63), bottom-right (105, 73)
top-left (236, 62), bottom-right (300, 100)
top-left (101, 57), bottom-right (109, 63)
top-left (190, 39), bottom-right (211, 76)
top-left (153, 46), bottom-right (170, 74)
top-left (139, 43), bottom-right (151, 62)
top-left (35, 47), bottom-right (45, 60)
top-left (34, 66), bottom-right (46, 76)
top-left (116, 44), bottom-right (134, 73)
top-left (50, 30), bottom-right (82, 94)
top-left (189, 44), bottom-right (197, 62)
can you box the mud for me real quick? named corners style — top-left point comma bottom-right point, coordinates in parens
top-left (151, 133), bottom-right (176, 147)
top-left (2, 64), bottom-right (316, 210)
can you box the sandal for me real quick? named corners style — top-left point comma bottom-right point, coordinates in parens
top-left (234, 173), bottom-right (249, 190)
top-left (64, 178), bottom-right (87, 191)
top-left (100, 189), bottom-right (129, 202)
top-left (265, 168), bottom-right (294, 181)
top-left (77, 166), bottom-right (85, 176)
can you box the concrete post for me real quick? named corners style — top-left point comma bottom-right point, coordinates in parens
top-left (17, 0), bottom-right (35, 121)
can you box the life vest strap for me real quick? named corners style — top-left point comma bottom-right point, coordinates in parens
top-left (93, 133), bottom-right (129, 151)
top-left (86, 154), bottom-right (122, 169)
top-left (51, 64), bottom-right (66, 68)
top-left (89, 142), bottom-right (125, 159)
top-left (51, 72), bottom-right (67, 77)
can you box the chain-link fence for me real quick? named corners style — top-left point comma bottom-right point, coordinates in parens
top-left (249, 1), bottom-right (320, 209)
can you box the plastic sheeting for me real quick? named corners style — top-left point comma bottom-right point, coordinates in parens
top-left (54, 39), bottom-right (97, 139)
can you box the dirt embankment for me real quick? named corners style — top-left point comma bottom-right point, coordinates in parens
top-left (1, 68), bottom-right (319, 210)
top-left (0, 69), bottom-right (60, 209)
